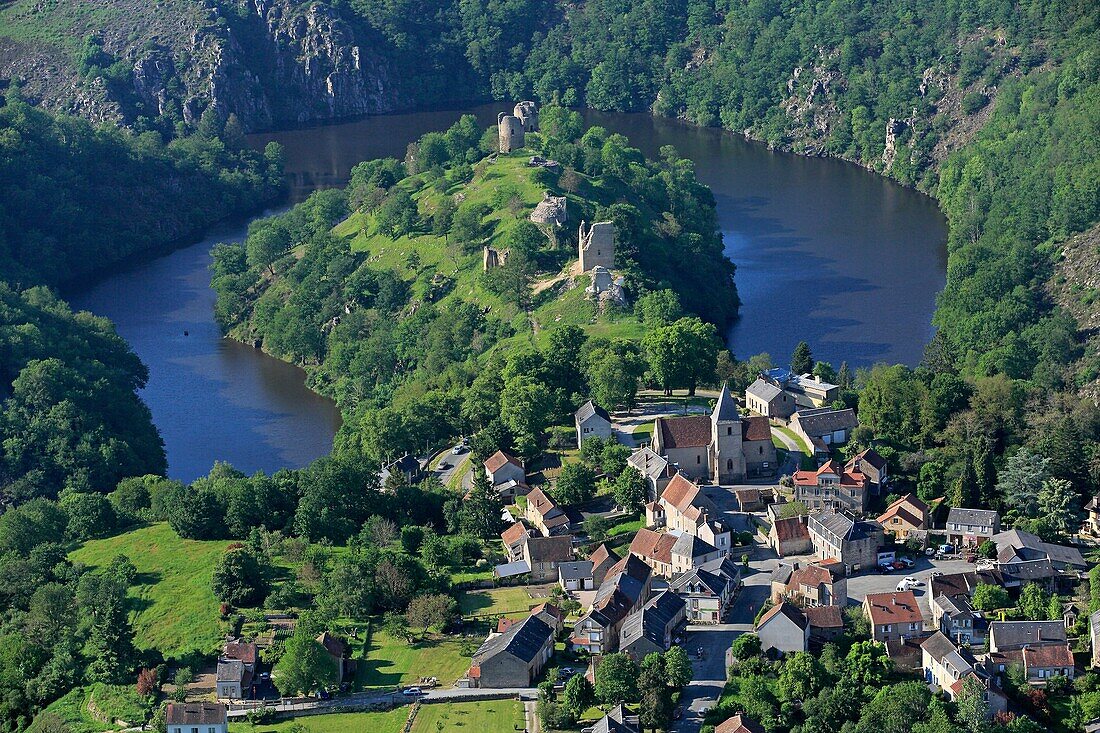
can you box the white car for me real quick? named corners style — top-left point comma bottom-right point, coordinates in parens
top-left (899, 557), bottom-right (915, 568)
top-left (896, 576), bottom-right (923, 592)
top-left (402, 687), bottom-right (424, 696)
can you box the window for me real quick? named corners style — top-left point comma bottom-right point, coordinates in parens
top-left (696, 455), bottom-right (701, 464)
top-left (727, 427), bottom-right (732, 435)
top-left (727, 459), bottom-right (733, 470)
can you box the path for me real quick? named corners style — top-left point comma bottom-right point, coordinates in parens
top-left (226, 687), bottom-right (536, 719)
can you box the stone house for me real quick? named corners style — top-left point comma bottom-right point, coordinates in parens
top-left (877, 493), bottom-right (928, 540)
top-left (804, 605), bottom-right (845, 646)
top-left (589, 543), bottom-right (622, 586)
top-left (989, 642), bottom-right (1076, 686)
top-left (670, 556), bottom-right (741, 624)
top-left (521, 535), bottom-right (574, 583)
top-left (992, 528), bottom-right (1087, 570)
top-left (945, 508), bottom-right (1000, 548)
top-left (575, 401), bottom-right (613, 448)
top-left (807, 510), bottom-right (883, 572)
top-left (863, 592), bottom-right (924, 643)
top-left (501, 522), bottom-right (533, 561)
top-left (769, 515), bottom-right (812, 557)
top-left (761, 368), bottom-right (840, 408)
top-left (745, 378), bottom-right (796, 419)
top-left (932, 593), bottom-right (980, 646)
top-left (988, 621), bottom-right (1067, 653)
top-left (627, 447), bottom-right (674, 501)
top-left (629, 527), bottom-right (722, 578)
top-left (646, 473), bottom-right (730, 553)
top-left (316, 632), bottom-right (355, 683)
top-left (166, 703), bottom-right (228, 733)
top-left (524, 487), bottom-right (570, 536)
top-left (774, 562), bottom-right (848, 608)
top-left (921, 633), bottom-right (1011, 717)
top-left (793, 459), bottom-right (869, 513)
top-left (741, 416), bottom-right (777, 478)
top-left (847, 448), bottom-right (889, 494)
top-left (382, 453), bottom-right (423, 485)
top-left (789, 408), bottom-right (858, 451)
top-left (716, 714), bottom-right (766, 733)
top-left (498, 111), bottom-right (525, 153)
top-left (570, 554), bottom-right (652, 654)
top-left (755, 602), bottom-right (810, 654)
top-left (469, 614), bottom-right (554, 688)
top-left (214, 641), bottom-right (257, 700)
top-left (1087, 495), bottom-right (1100, 537)
top-left (486, 450), bottom-right (526, 488)
top-left (619, 590), bottom-right (687, 660)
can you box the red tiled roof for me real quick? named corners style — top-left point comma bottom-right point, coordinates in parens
top-left (497, 618), bottom-right (516, 634)
top-left (501, 523), bottom-right (529, 545)
top-left (223, 641), bottom-right (257, 665)
top-left (630, 528), bottom-right (677, 564)
top-left (589, 543), bottom-right (620, 568)
top-left (877, 494), bottom-right (928, 528)
top-left (793, 459), bottom-right (867, 488)
top-left (1023, 643), bottom-right (1074, 669)
top-left (656, 415), bottom-right (712, 449)
top-left (804, 605), bottom-right (844, 629)
top-left (716, 713), bottom-right (766, 733)
top-left (790, 564), bottom-right (832, 590)
top-left (741, 416), bottom-right (771, 442)
top-left (468, 666), bottom-right (480, 679)
top-left (661, 473), bottom-right (702, 511)
top-left (864, 592), bottom-right (923, 626)
top-left (486, 450), bottom-right (522, 473)
top-left (773, 516), bottom-right (810, 543)
top-left (526, 488), bottom-right (559, 518)
top-left (531, 602), bottom-right (563, 620)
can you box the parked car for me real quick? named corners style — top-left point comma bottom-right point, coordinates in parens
top-left (929, 571), bottom-right (944, 578)
top-left (899, 557), bottom-right (915, 568)
top-left (965, 553), bottom-right (978, 563)
top-left (403, 687), bottom-right (424, 696)
top-left (877, 563), bottom-right (894, 574)
top-left (451, 444), bottom-right (466, 455)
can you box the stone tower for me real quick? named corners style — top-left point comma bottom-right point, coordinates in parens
top-left (711, 385), bottom-right (745, 484)
top-left (578, 220), bottom-right (615, 272)
top-left (513, 101), bottom-right (539, 132)
top-left (498, 111), bottom-right (525, 153)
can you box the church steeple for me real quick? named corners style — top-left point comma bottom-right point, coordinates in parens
top-left (711, 384), bottom-right (739, 424)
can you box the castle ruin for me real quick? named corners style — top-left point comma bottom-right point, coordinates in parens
top-left (483, 245), bottom-right (509, 271)
top-left (529, 192), bottom-right (568, 228)
top-left (498, 101), bottom-right (539, 153)
top-left (578, 220), bottom-right (615, 272)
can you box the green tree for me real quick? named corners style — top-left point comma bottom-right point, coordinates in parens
top-left (665, 646), bottom-right (692, 688)
top-left (1037, 477), bottom-right (1079, 537)
top-left (375, 189), bottom-right (419, 239)
top-left (594, 652), bottom-right (638, 705)
top-left (500, 375), bottom-right (553, 447)
top-left (791, 341), bottom-right (813, 374)
top-left (953, 677), bottom-right (990, 733)
top-left (405, 593), bottom-right (456, 638)
top-left (561, 674), bottom-right (594, 716)
top-left (971, 583), bottom-right (1011, 611)
top-left (730, 633), bottom-right (761, 661)
top-left (635, 290), bottom-right (682, 326)
top-left (843, 640), bottom-right (891, 688)
top-left (777, 651), bottom-right (827, 702)
top-left (1017, 583), bottom-right (1050, 621)
top-left (585, 343), bottom-right (646, 410)
top-left (553, 463), bottom-right (597, 505)
top-left (453, 471), bottom-right (506, 538)
top-left (273, 625), bottom-right (339, 696)
top-left (613, 468), bottom-right (647, 515)
top-left (995, 449), bottom-right (1050, 517)
top-left (211, 546), bottom-right (269, 607)
top-left (639, 653), bottom-right (673, 730)
top-left (59, 492), bottom-right (115, 540)
top-left (977, 540), bottom-right (997, 559)
top-left (642, 317), bottom-right (720, 395)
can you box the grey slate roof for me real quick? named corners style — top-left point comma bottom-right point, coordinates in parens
top-left (473, 614), bottom-right (553, 664)
top-left (627, 447), bottom-right (669, 480)
top-left (921, 630), bottom-right (959, 662)
top-left (672, 557), bottom-right (740, 597)
top-left (216, 659), bottom-right (244, 683)
top-left (946, 508), bottom-right (999, 527)
top-left (619, 590), bottom-right (685, 650)
top-left (770, 562), bottom-right (797, 585)
top-left (576, 400), bottom-right (611, 423)
top-left (672, 531), bottom-right (718, 559)
top-left (166, 703), bottom-right (227, 725)
top-left (591, 704), bottom-right (639, 733)
top-left (558, 561), bottom-right (594, 581)
top-left (746, 378), bottom-right (784, 403)
top-left (808, 510), bottom-right (881, 543)
top-left (989, 620), bottom-right (1066, 651)
top-left (996, 557), bottom-right (1058, 583)
top-left (993, 528), bottom-right (1087, 568)
top-left (933, 593), bottom-right (975, 619)
top-left (792, 407), bottom-right (857, 436)
top-left (711, 385), bottom-right (740, 422)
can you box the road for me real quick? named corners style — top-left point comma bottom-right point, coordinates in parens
top-left (226, 686), bottom-right (535, 719)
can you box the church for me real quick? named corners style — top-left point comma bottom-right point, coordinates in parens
top-left (650, 386), bottom-right (776, 484)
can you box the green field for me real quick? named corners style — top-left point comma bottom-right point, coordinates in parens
top-left (229, 707), bottom-right (409, 733)
top-left (359, 631), bottom-right (472, 688)
top-left (69, 522), bottom-right (230, 658)
top-left (410, 700), bottom-right (524, 733)
top-left (30, 684), bottom-right (147, 733)
top-left (457, 586), bottom-right (539, 617)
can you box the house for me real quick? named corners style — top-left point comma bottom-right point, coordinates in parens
top-left (619, 590), bottom-right (687, 659)
top-left (807, 510), bottom-right (883, 572)
top-left (920, 631), bottom-right (1008, 717)
top-left (486, 450), bottom-right (526, 488)
top-left (1092, 611), bottom-right (1100, 668)
top-left (769, 515), bottom-right (812, 557)
top-left (559, 561), bottom-right (595, 591)
top-left (789, 408), bottom-right (858, 449)
top-left (521, 535), bottom-right (574, 583)
top-left (745, 377), bottom-right (796, 419)
top-left (715, 713), bottom-right (766, 733)
top-left (733, 487), bottom-right (765, 512)
top-left (877, 494), bottom-right (928, 540)
top-left (646, 473), bottom-right (731, 553)
top-left (945, 508), bottom-right (1000, 548)
top-left (576, 401), bottom-right (613, 448)
top-left (780, 562), bottom-right (848, 607)
top-left (1087, 496), bottom-right (1100, 536)
top-left (591, 704), bottom-right (640, 733)
top-left (382, 453), bottom-right (423, 485)
top-left (570, 554), bottom-right (652, 654)
top-left (793, 459), bottom-right (869, 513)
top-left (524, 487), bottom-right (570, 536)
top-left (630, 527), bottom-right (723, 577)
top-left (928, 570), bottom-right (1001, 602)
top-left (804, 605), bottom-right (844, 646)
top-left (863, 592), bottom-right (924, 643)
top-left (670, 555), bottom-right (742, 624)
top-left (469, 614), bottom-right (555, 688)
top-left (531, 602), bottom-right (565, 634)
top-left (1019, 644), bottom-right (1075, 684)
top-left (316, 632), bottom-right (355, 683)
top-left (755, 602), bottom-right (810, 654)
top-left (627, 447), bottom-right (674, 501)
top-left (847, 448), bottom-right (889, 494)
top-left (650, 386), bottom-right (774, 484)
top-left (996, 558), bottom-right (1067, 593)
top-left (992, 528), bottom-right (1087, 571)
top-left (215, 640), bottom-right (257, 700)
top-left (885, 635), bottom-right (932, 672)
top-left (988, 621), bottom-right (1066, 653)
top-left (166, 703), bottom-right (228, 733)
top-left (501, 522), bottom-right (533, 561)
top-left (760, 368), bottom-right (839, 408)
top-left (589, 543), bottom-right (622, 586)
top-left (932, 593), bottom-right (979, 645)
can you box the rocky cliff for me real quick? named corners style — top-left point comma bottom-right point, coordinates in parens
top-left (0, 0), bottom-right (409, 131)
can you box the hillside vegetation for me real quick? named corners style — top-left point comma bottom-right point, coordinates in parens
top-left (213, 109), bottom-right (737, 461)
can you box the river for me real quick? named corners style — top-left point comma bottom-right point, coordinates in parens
top-left (72, 104), bottom-right (947, 482)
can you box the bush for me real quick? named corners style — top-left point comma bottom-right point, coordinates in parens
top-left (962, 92), bottom-right (989, 115)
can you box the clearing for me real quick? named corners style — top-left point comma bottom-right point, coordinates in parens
top-left (410, 700), bottom-right (524, 733)
top-left (358, 630), bottom-right (471, 689)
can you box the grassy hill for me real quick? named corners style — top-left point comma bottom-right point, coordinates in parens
top-left (69, 523), bottom-right (230, 659)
